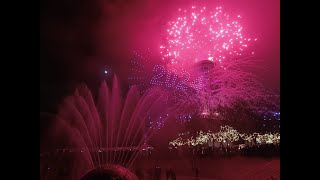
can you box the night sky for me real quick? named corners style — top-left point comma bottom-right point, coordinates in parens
top-left (40, 0), bottom-right (279, 113)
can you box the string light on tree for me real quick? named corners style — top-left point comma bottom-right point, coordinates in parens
top-left (169, 125), bottom-right (280, 147)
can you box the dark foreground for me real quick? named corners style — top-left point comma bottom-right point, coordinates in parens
top-left (135, 156), bottom-right (280, 180)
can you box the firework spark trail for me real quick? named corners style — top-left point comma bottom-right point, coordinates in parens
top-left (170, 58), bottom-right (273, 115)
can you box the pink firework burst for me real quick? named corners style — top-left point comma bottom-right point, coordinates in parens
top-left (160, 5), bottom-right (257, 67)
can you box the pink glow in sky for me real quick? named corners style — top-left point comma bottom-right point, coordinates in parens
top-left (41, 0), bottom-right (279, 90)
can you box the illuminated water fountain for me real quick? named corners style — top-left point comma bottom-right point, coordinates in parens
top-left (40, 76), bottom-right (167, 180)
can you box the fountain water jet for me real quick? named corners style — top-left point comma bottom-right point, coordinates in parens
top-left (40, 75), bottom-right (168, 180)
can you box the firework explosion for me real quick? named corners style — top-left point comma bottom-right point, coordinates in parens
top-left (128, 4), bottom-right (274, 118)
top-left (128, 52), bottom-right (272, 118)
top-left (160, 5), bottom-right (257, 68)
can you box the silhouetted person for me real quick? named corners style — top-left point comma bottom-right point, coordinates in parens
top-left (154, 161), bottom-right (161, 180)
top-left (191, 158), bottom-right (196, 170)
top-left (195, 167), bottom-right (199, 179)
top-left (171, 169), bottom-right (176, 180)
top-left (166, 168), bottom-right (170, 180)
top-left (166, 167), bottom-right (177, 180)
